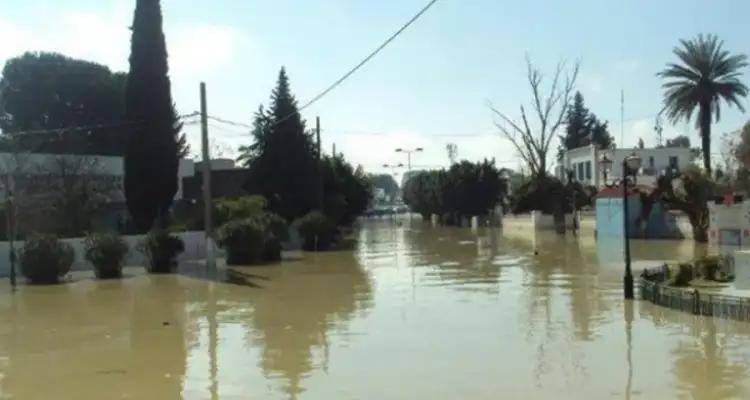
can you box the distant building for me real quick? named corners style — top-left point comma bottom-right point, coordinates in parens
top-left (181, 159), bottom-right (249, 202)
top-left (401, 170), bottom-right (424, 188)
top-left (0, 152), bottom-right (195, 200)
top-left (556, 145), bottom-right (693, 188)
top-left (194, 158), bottom-right (236, 172)
top-left (373, 188), bottom-right (386, 201)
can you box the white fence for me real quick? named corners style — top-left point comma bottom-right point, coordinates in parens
top-left (0, 231), bottom-right (222, 277)
top-left (530, 211), bottom-right (577, 230)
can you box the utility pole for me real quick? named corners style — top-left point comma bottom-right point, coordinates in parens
top-left (316, 116), bottom-right (323, 210)
top-left (620, 89), bottom-right (625, 148)
top-left (200, 82), bottom-right (215, 268)
top-left (332, 143), bottom-right (336, 158)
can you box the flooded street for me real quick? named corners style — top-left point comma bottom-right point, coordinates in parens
top-left (2, 219), bottom-right (750, 399)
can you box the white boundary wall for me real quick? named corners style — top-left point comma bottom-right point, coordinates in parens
top-left (0, 231), bottom-right (222, 277)
top-left (530, 211), bottom-right (577, 230)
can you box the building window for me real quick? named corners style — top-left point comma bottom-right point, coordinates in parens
top-left (578, 163), bottom-right (584, 181)
top-left (585, 161), bottom-right (592, 180)
top-left (649, 156), bottom-right (655, 168)
top-left (669, 156), bottom-right (679, 170)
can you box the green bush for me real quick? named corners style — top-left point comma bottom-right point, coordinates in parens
top-left (669, 263), bottom-right (694, 287)
top-left (696, 255), bottom-right (720, 281)
top-left (214, 196), bottom-right (267, 227)
top-left (140, 231), bottom-right (184, 274)
top-left (217, 218), bottom-right (266, 265)
top-left (20, 234), bottom-right (74, 284)
top-left (84, 232), bottom-right (129, 279)
top-left (296, 211), bottom-right (337, 251)
top-left (216, 212), bottom-right (288, 265)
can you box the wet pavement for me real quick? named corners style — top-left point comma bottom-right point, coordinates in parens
top-left (1, 219), bottom-right (749, 399)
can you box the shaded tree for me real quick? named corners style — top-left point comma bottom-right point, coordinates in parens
top-left (237, 105), bottom-right (271, 167)
top-left (403, 170), bottom-right (446, 220)
top-left (321, 155), bottom-right (372, 226)
top-left (734, 122), bottom-right (750, 169)
top-left (665, 134), bottom-right (691, 148)
top-left (658, 34), bottom-right (748, 174)
top-left (657, 165), bottom-right (715, 242)
top-left (558, 91), bottom-right (613, 158)
top-left (242, 68), bottom-right (317, 221)
top-left (0, 52), bottom-right (127, 155)
top-left (403, 160), bottom-right (503, 222)
top-left (368, 173), bottom-right (399, 200)
top-left (124, 0), bottom-right (183, 231)
top-left (490, 57), bottom-right (579, 178)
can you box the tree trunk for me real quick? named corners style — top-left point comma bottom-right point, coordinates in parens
top-left (700, 100), bottom-right (712, 174)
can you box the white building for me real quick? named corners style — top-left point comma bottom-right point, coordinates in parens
top-left (556, 145), bottom-right (693, 188)
top-left (0, 152), bottom-right (195, 200)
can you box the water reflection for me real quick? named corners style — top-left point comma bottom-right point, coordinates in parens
top-left (3, 222), bottom-right (750, 399)
top-left (0, 276), bottom-right (190, 399)
top-left (405, 225), bottom-right (508, 293)
top-left (246, 249), bottom-right (373, 399)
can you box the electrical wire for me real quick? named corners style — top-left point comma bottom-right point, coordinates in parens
top-left (207, 115), bottom-right (253, 129)
top-left (273, 0), bottom-right (440, 127)
top-left (207, 123), bottom-right (249, 137)
top-left (4, 120), bottom-right (143, 137)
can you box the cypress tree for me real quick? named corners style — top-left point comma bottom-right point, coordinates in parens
top-left (244, 68), bottom-right (317, 221)
top-left (124, 0), bottom-right (182, 231)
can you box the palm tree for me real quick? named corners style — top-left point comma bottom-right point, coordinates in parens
top-left (658, 34), bottom-right (748, 173)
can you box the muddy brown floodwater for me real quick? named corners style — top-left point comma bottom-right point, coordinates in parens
top-left (1, 219), bottom-right (750, 399)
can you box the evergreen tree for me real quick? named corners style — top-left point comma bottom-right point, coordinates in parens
top-left (558, 91), bottom-right (613, 159)
top-left (244, 68), bottom-right (317, 221)
top-left (123, 0), bottom-right (182, 231)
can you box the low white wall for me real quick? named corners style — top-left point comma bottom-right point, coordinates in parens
top-left (530, 211), bottom-right (577, 231)
top-left (0, 231), bottom-right (222, 277)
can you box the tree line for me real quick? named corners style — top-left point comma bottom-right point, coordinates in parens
top-left (0, 0), bottom-right (372, 244)
top-left (402, 160), bottom-right (504, 224)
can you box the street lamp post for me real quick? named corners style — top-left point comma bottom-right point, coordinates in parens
top-left (621, 153), bottom-right (642, 300)
top-left (383, 163), bottom-right (404, 176)
top-left (600, 152), bottom-right (640, 299)
top-left (395, 147), bottom-right (423, 170)
top-left (599, 154), bottom-right (613, 187)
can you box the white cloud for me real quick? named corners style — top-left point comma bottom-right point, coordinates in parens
top-left (579, 73), bottom-right (605, 97)
top-left (169, 25), bottom-right (243, 78)
top-left (0, 9), bottom-right (244, 76)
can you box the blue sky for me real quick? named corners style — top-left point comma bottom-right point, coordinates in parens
top-left (1, 0), bottom-right (748, 175)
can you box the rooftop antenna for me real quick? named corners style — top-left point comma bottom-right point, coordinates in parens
top-left (620, 89), bottom-right (625, 148)
top-left (655, 113), bottom-right (664, 147)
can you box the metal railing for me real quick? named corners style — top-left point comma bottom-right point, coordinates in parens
top-left (640, 273), bottom-right (750, 322)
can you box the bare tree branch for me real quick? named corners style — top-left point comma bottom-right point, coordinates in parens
top-left (490, 58), bottom-right (580, 178)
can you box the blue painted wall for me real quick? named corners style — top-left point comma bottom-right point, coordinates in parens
top-left (596, 195), bottom-right (641, 238)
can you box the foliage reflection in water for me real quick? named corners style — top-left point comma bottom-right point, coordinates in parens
top-left (0, 219), bottom-right (749, 399)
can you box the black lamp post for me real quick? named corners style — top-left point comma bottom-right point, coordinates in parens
top-left (599, 154), bottom-right (613, 187)
top-left (395, 147), bottom-right (423, 171)
top-left (621, 153), bottom-right (642, 300)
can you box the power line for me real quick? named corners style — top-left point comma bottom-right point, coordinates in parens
top-left (4, 120), bottom-right (143, 137)
top-left (321, 128), bottom-right (494, 138)
top-left (179, 111), bottom-right (201, 120)
top-left (207, 115), bottom-right (253, 130)
top-left (207, 123), bottom-right (249, 137)
top-left (274, 0), bottom-right (441, 127)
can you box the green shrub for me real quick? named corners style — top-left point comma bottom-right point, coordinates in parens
top-left (217, 218), bottom-right (266, 265)
top-left (214, 196), bottom-right (267, 227)
top-left (696, 255), bottom-right (720, 281)
top-left (216, 212), bottom-right (288, 265)
top-left (20, 234), bottom-right (74, 284)
top-left (84, 232), bottom-right (129, 279)
top-left (140, 231), bottom-right (184, 274)
top-left (296, 211), bottom-right (337, 251)
top-left (669, 263), bottom-right (694, 287)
